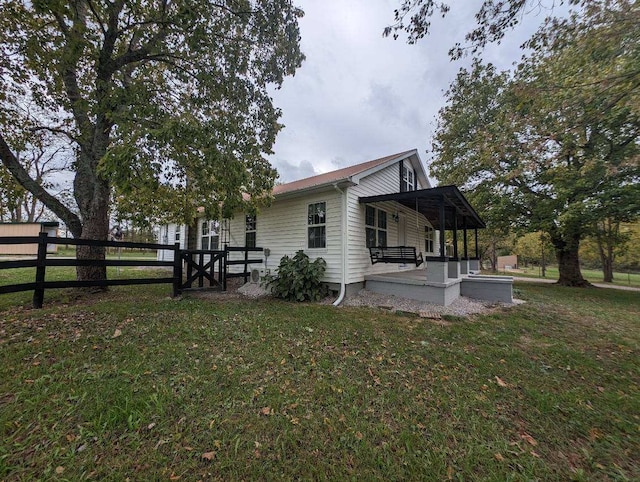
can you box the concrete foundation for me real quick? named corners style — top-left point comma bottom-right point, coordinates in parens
top-left (461, 275), bottom-right (513, 303)
top-left (469, 258), bottom-right (481, 273)
top-left (448, 260), bottom-right (461, 279)
top-left (460, 259), bottom-right (469, 275)
top-left (359, 268), bottom-right (514, 306)
top-left (365, 275), bottom-right (461, 306)
top-left (426, 260), bottom-right (448, 283)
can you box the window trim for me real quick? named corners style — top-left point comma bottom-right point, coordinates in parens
top-left (175, 225), bottom-right (181, 242)
top-left (365, 206), bottom-right (388, 248)
top-left (402, 164), bottom-right (415, 192)
top-left (307, 201), bottom-right (327, 249)
top-left (245, 215), bottom-right (257, 248)
top-left (425, 225), bottom-right (435, 253)
top-left (200, 219), bottom-right (220, 250)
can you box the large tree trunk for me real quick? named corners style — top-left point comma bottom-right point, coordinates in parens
top-left (73, 147), bottom-right (110, 283)
top-left (554, 233), bottom-right (590, 287)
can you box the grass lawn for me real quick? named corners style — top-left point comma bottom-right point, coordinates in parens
top-left (499, 266), bottom-right (640, 288)
top-left (1, 281), bottom-right (638, 480)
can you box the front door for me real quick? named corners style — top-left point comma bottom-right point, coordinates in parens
top-left (398, 214), bottom-right (406, 246)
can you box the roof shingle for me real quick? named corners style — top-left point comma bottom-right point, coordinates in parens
top-left (273, 150), bottom-right (415, 196)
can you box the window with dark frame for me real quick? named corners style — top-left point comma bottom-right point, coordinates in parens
top-left (201, 220), bottom-right (219, 250)
top-left (175, 225), bottom-right (181, 242)
top-left (307, 202), bottom-right (326, 249)
top-left (245, 215), bottom-right (256, 248)
top-left (402, 164), bottom-right (415, 192)
top-left (365, 206), bottom-right (387, 248)
top-left (425, 225), bottom-right (434, 253)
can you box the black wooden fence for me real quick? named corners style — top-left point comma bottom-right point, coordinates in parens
top-left (0, 233), bottom-right (263, 308)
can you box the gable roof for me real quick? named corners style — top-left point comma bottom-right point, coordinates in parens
top-left (273, 149), bottom-right (426, 196)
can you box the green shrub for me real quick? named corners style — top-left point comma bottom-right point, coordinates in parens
top-left (263, 250), bottom-right (329, 302)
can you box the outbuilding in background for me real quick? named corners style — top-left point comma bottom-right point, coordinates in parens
top-left (0, 222), bottom-right (59, 255)
top-left (497, 255), bottom-right (518, 270)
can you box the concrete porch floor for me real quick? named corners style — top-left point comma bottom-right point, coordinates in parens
top-left (364, 269), bottom-right (513, 305)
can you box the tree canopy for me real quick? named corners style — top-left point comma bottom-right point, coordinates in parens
top-left (0, 0), bottom-right (304, 280)
top-left (385, 0), bottom-right (586, 58)
top-left (430, 0), bottom-right (640, 286)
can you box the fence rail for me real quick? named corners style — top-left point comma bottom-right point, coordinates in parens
top-left (0, 234), bottom-right (263, 308)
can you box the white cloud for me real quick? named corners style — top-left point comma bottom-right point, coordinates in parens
top-left (269, 0), bottom-right (566, 183)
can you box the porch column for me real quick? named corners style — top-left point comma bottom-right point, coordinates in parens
top-left (439, 197), bottom-right (446, 258)
top-left (452, 213), bottom-right (458, 259)
top-left (426, 257), bottom-right (449, 283)
top-left (448, 212), bottom-right (460, 279)
top-left (460, 217), bottom-right (469, 274)
top-left (463, 217), bottom-right (468, 259)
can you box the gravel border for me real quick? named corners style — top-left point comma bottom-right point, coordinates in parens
top-left (196, 282), bottom-right (522, 319)
top-left (342, 289), bottom-right (520, 319)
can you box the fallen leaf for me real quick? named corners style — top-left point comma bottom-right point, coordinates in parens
top-left (169, 473), bottom-right (181, 480)
top-left (495, 376), bottom-right (508, 387)
top-left (259, 406), bottom-right (273, 416)
top-left (520, 432), bottom-right (538, 446)
top-left (530, 450), bottom-right (541, 458)
top-left (66, 434), bottom-right (76, 442)
top-left (447, 466), bottom-right (454, 480)
top-left (55, 466), bottom-right (64, 475)
top-left (201, 451), bottom-right (215, 461)
top-left (112, 328), bottom-right (122, 338)
top-left (494, 453), bottom-right (505, 462)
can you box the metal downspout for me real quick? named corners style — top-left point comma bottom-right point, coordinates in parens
top-left (333, 183), bottom-right (347, 306)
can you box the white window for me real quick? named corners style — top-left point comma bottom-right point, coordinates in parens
top-left (201, 220), bottom-right (220, 250)
top-left (307, 202), bottom-right (326, 249)
top-left (175, 225), bottom-right (181, 242)
top-left (402, 165), bottom-right (415, 191)
top-left (245, 215), bottom-right (256, 248)
top-left (365, 206), bottom-right (387, 248)
top-left (425, 225), bottom-right (435, 253)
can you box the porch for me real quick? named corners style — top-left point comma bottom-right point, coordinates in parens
top-left (364, 265), bottom-right (513, 306)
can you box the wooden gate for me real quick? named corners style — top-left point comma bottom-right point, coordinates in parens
top-left (180, 250), bottom-right (226, 291)
top-left (179, 247), bottom-right (264, 292)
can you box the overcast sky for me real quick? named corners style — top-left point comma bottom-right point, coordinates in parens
top-left (268, 0), bottom-right (563, 185)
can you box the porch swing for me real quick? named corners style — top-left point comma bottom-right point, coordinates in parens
top-left (368, 197), bottom-right (424, 267)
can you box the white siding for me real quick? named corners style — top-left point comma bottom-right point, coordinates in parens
top-left (156, 223), bottom-right (186, 262)
top-left (190, 188), bottom-right (344, 283)
top-left (346, 162), bottom-right (439, 284)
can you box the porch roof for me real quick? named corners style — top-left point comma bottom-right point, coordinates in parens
top-left (358, 185), bottom-right (486, 230)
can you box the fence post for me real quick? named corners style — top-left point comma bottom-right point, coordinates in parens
top-left (172, 242), bottom-right (182, 297)
top-left (243, 248), bottom-right (249, 284)
top-left (32, 231), bottom-right (48, 308)
top-left (223, 247), bottom-right (228, 291)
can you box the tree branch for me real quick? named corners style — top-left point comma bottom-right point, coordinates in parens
top-left (0, 132), bottom-right (82, 236)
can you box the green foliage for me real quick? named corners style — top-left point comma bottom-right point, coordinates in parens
top-left (0, 0), bottom-right (305, 239)
top-left (515, 232), bottom-right (555, 267)
top-left (431, 1), bottom-right (640, 286)
top-left (263, 250), bottom-right (329, 302)
top-left (385, 0), bottom-right (584, 57)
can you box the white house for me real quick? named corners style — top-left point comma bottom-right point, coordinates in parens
top-left (158, 149), bottom-right (512, 305)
